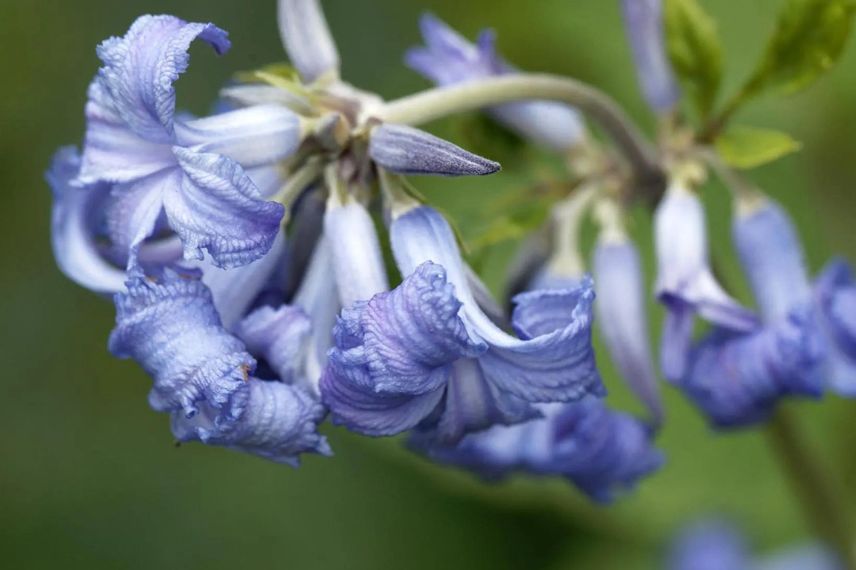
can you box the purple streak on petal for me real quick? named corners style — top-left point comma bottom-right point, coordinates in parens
top-left (677, 307), bottom-right (823, 428)
top-left (406, 13), bottom-right (585, 151)
top-left (667, 520), bottom-right (750, 570)
top-left (166, 148), bottom-right (284, 268)
top-left (594, 239), bottom-right (663, 423)
top-left (277, 0), bottom-right (340, 82)
top-left (171, 379), bottom-right (331, 466)
top-left (175, 104), bottom-right (302, 168)
top-left (733, 200), bottom-right (811, 322)
top-left (369, 124), bottom-right (500, 177)
top-left (620, 0), bottom-right (680, 112)
top-left (108, 267), bottom-right (253, 418)
top-left (323, 198), bottom-right (389, 307)
top-left (95, 15), bottom-right (230, 142)
top-left (47, 147), bottom-right (126, 293)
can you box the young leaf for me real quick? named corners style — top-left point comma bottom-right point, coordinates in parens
top-left (715, 126), bottom-right (801, 169)
top-left (741, 0), bottom-right (856, 100)
top-left (664, 0), bottom-right (723, 119)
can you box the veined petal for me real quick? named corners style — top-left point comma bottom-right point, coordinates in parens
top-left (47, 147), bottom-right (126, 293)
top-left (235, 304), bottom-right (312, 384)
top-left (171, 378), bottom-right (331, 465)
top-left (668, 520), bottom-right (750, 570)
top-left (108, 268), bottom-right (253, 418)
top-left (369, 124), bottom-right (500, 177)
top-left (733, 199), bottom-right (811, 322)
top-left (406, 13), bottom-right (585, 151)
top-left (594, 239), bottom-right (663, 423)
top-left (323, 197), bottom-right (389, 307)
top-left (176, 105), bottom-right (303, 168)
top-left (620, 0), bottom-right (680, 112)
top-left (95, 15), bottom-right (230, 142)
top-left (79, 80), bottom-right (174, 184)
top-left (677, 308), bottom-right (824, 428)
top-left (105, 169), bottom-right (176, 265)
top-left (166, 148), bottom-right (284, 268)
top-left (391, 206), bottom-right (604, 403)
top-left (277, 0), bottom-right (340, 83)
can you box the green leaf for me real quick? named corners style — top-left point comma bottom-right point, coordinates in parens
top-left (715, 125), bottom-right (802, 169)
top-left (742, 0), bottom-right (856, 99)
top-left (664, 0), bottom-right (723, 119)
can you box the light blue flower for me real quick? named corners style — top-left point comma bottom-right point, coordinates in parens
top-left (277, 0), bottom-right (341, 83)
top-left (109, 266), bottom-right (330, 465)
top-left (406, 13), bottom-right (585, 151)
top-left (321, 205), bottom-right (604, 443)
top-left (78, 15), bottom-right (302, 268)
top-left (620, 0), bottom-right (681, 112)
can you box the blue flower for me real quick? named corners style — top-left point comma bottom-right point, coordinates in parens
top-left (109, 266), bottom-right (330, 464)
top-left (815, 260), bottom-right (856, 395)
top-left (655, 183), bottom-right (757, 381)
top-left (406, 13), bottom-right (585, 151)
top-left (321, 206), bottom-right (604, 443)
top-left (78, 15), bottom-right (302, 268)
top-left (620, 0), bottom-right (680, 113)
top-left (277, 0), bottom-right (341, 83)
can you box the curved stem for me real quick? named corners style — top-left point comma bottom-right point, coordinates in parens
top-left (378, 74), bottom-right (663, 188)
top-left (766, 408), bottom-right (856, 569)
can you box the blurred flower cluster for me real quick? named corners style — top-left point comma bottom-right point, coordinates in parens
top-left (47, 0), bottom-right (856, 541)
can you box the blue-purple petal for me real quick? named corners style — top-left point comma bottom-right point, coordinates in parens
top-left (277, 0), bottom-right (340, 82)
top-left (369, 124), bottom-right (500, 177)
top-left (814, 259), bottom-right (856, 395)
top-left (235, 304), bottom-right (312, 384)
top-left (668, 520), bottom-right (750, 570)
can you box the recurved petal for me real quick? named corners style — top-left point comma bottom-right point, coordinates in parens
top-left (678, 308), bottom-right (824, 428)
top-left (95, 15), bottom-right (229, 143)
top-left (235, 304), bottom-right (312, 384)
top-left (277, 0), bottom-right (340, 83)
top-left (47, 147), bottom-right (126, 293)
top-left (172, 378), bottom-right (331, 465)
top-left (620, 0), bottom-right (680, 112)
top-left (166, 148), bottom-right (284, 268)
top-left (108, 267), bottom-right (253, 418)
top-left (176, 105), bottom-right (303, 168)
top-left (594, 240), bottom-right (663, 422)
top-left (369, 124), bottom-right (500, 176)
top-left (79, 80), bottom-right (175, 184)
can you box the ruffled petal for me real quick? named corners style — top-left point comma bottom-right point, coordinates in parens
top-left (165, 148), bottom-right (284, 268)
top-left (277, 0), bottom-right (340, 82)
top-left (323, 197), bottom-right (389, 307)
top-left (94, 15), bottom-right (230, 142)
top-left (369, 124), bottom-right (500, 177)
top-left (405, 14), bottom-right (584, 150)
top-left (47, 147), bottom-right (126, 293)
top-left (668, 520), bottom-right (750, 570)
top-left (594, 240), bottom-right (663, 422)
top-left (391, 206), bottom-right (604, 403)
top-left (108, 267), bottom-right (253, 418)
top-left (78, 80), bottom-right (175, 184)
top-left (171, 378), bottom-right (331, 465)
top-left (733, 200), bottom-right (811, 322)
top-left (677, 308), bottom-right (824, 428)
top-left (175, 105), bottom-right (302, 167)
top-left (620, 0), bottom-right (680, 112)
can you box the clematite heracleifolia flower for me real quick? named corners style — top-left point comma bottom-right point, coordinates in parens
top-left (321, 201), bottom-right (605, 444)
top-left (406, 13), bottom-right (586, 151)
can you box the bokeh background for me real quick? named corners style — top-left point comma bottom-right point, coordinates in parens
top-left (2, 0), bottom-right (856, 568)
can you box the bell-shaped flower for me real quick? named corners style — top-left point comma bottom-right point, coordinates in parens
top-left (406, 13), bottom-right (585, 151)
top-left (108, 266), bottom-right (329, 465)
top-left (620, 0), bottom-right (680, 113)
top-left (78, 15), bottom-right (303, 268)
top-left (414, 398), bottom-right (662, 503)
top-left (320, 203), bottom-right (604, 444)
top-left (655, 182), bottom-right (756, 380)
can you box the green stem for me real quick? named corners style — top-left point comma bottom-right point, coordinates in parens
top-left (378, 73), bottom-right (663, 189)
top-left (765, 408), bottom-right (856, 568)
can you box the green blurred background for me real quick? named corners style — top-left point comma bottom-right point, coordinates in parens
top-left (2, 0), bottom-right (856, 568)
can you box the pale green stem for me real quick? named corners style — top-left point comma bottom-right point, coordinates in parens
top-left (377, 74), bottom-right (663, 188)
